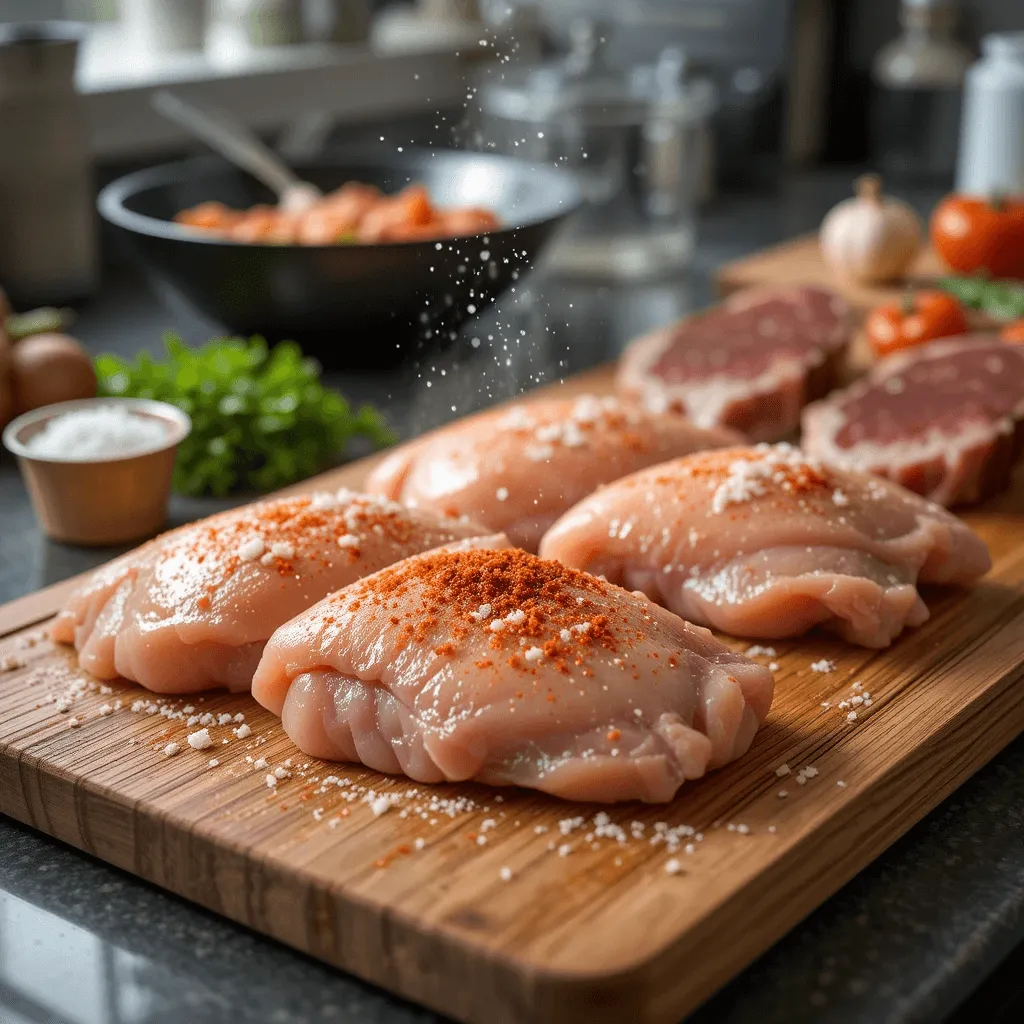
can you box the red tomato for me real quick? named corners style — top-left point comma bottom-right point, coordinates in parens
top-left (930, 194), bottom-right (1024, 279)
top-left (865, 290), bottom-right (969, 358)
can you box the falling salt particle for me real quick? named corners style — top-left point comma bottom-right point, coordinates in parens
top-left (435, 242), bottom-right (443, 251)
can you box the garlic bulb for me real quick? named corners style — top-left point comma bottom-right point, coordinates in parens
top-left (820, 175), bottom-right (923, 284)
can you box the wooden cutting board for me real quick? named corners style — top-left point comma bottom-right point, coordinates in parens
top-left (2, 368), bottom-right (1024, 1024)
top-left (715, 234), bottom-right (950, 310)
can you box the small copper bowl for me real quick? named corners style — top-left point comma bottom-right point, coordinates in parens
top-left (3, 398), bottom-right (191, 546)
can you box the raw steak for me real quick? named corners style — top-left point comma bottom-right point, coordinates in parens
top-left (51, 491), bottom-right (493, 693)
top-left (616, 286), bottom-right (851, 441)
top-left (539, 444), bottom-right (990, 648)
top-left (252, 547), bottom-right (775, 803)
top-left (802, 335), bottom-right (1024, 506)
top-left (365, 394), bottom-right (739, 552)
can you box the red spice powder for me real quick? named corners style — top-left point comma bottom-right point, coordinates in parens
top-left (334, 547), bottom-right (640, 674)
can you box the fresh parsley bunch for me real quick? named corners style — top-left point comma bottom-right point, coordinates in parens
top-left (96, 333), bottom-right (395, 497)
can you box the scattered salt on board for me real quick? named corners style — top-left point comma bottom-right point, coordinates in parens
top-left (25, 405), bottom-right (169, 461)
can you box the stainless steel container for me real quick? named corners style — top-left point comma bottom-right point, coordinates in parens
top-left (0, 22), bottom-right (97, 306)
top-left (476, 20), bottom-right (716, 280)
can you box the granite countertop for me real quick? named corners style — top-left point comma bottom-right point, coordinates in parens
top-left (1, 171), bottom-right (1022, 1024)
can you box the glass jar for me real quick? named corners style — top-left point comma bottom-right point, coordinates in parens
top-left (475, 19), bottom-right (716, 280)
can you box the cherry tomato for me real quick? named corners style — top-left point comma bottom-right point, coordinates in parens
top-left (930, 194), bottom-right (1024, 280)
top-left (865, 290), bottom-right (969, 358)
top-left (1000, 319), bottom-right (1024, 343)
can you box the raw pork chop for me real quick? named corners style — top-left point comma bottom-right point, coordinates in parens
top-left (539, 444), bottom-right (990, 648)
top-left (51, 491), bottom-right (492, 693)
top-left (802, 334), bottom-right (1024, 506)
top-left (252, 547), bottom-right (774, 803)
top-left (365, 394), bottom-right (739, 551)
top-left (616, 286), bottom-right (851, 441)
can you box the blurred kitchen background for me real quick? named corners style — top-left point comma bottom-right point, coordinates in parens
top-left (2, 0), bottom-right (1024, 407)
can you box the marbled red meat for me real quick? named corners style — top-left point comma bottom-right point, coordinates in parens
top-left (616, 286), bottom-right (851, 441)
top-left (802, 335), bottom-right (1024, 506)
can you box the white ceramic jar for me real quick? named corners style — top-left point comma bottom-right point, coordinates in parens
top-left (956, 32), bottom-right (1024, 195)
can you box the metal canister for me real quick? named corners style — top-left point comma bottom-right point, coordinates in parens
top-left (0, 22), bottom-right (97, 306)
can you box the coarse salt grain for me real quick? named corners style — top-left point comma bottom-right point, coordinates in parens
top-left (810, 659), bottom-right (835, 673)
top-left (524, 646), bottom-right (544, 662)
top-left (234, 723), bottom-right (252, 739)
top-left (208, 758), bottom-right (219, 768)
top-left (187, 728), bottom-right (213, 750)
top-left (499, 866), bottom-right (513, 881)
top-left (163, 742), bottom-right (181, 757)
top-left (68, 716), bottom-right (81, 728)
top-left (775, 763), bottom-right (791, 777)
top-left (24, 405), bottom-right (169, 461)
top-left (370, 795), bottom-right (392, 817)
top-left (743, 645), bottom-right (777, 658)
top-left (238, 537), bottom-right (266, 561)
top-left (265, 774), bottom-right (277, 788)
top-left (665, 858), bottom-right (682, 875)
top-left (336, 534), bottom-right (360, 549)
top-left (495, 487), bottom-right (509, 502)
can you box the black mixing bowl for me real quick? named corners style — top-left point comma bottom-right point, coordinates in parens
top-left (97, 148), bottom-right (580, 369)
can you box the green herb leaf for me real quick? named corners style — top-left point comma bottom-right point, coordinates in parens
top-left (939, 275), bottom-right (1024, 321)
top-left (95, 334), bottom-right (396, 497)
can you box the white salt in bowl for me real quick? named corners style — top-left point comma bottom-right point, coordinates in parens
top-left (3, 397), bottom-right (191, 546)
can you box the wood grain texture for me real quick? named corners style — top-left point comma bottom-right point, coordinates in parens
top-left (2, 367), bottom-right (1024, 1024)
top-left (715, 234), bottom-right (949, 309)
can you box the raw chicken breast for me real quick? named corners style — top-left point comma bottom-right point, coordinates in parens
top-left (50, 491), bottom-right (492, 693)
top-left (365, 394), bottom-right (740, 552)
top-left (539, 445), bottom-right (990, 648)
top-left (252, 547), bottom-right (774, 803)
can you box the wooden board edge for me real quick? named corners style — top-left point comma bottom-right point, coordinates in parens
top-left (626, 652), bottom-right (1024, 1023)
top-left (0, 578), bottom-right (86, 639)
top-left (3, 640), bottom-right (1023, 1024)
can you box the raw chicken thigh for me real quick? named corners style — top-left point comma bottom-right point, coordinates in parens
top-left (51, 491), bottom-right (492, 693)
top-left (539, 445), bottom-right (990, 648)
top-left (252, 547), bottom-right (774, 803)
top-left (365, 394), bottom-right (740, 551)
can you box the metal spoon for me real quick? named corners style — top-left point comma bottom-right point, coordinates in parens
top-left (151, 90), bottom-right (322, 212)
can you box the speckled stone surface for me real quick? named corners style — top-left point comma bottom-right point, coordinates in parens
top-left (1, 171), bottom-right (1021, 1024)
